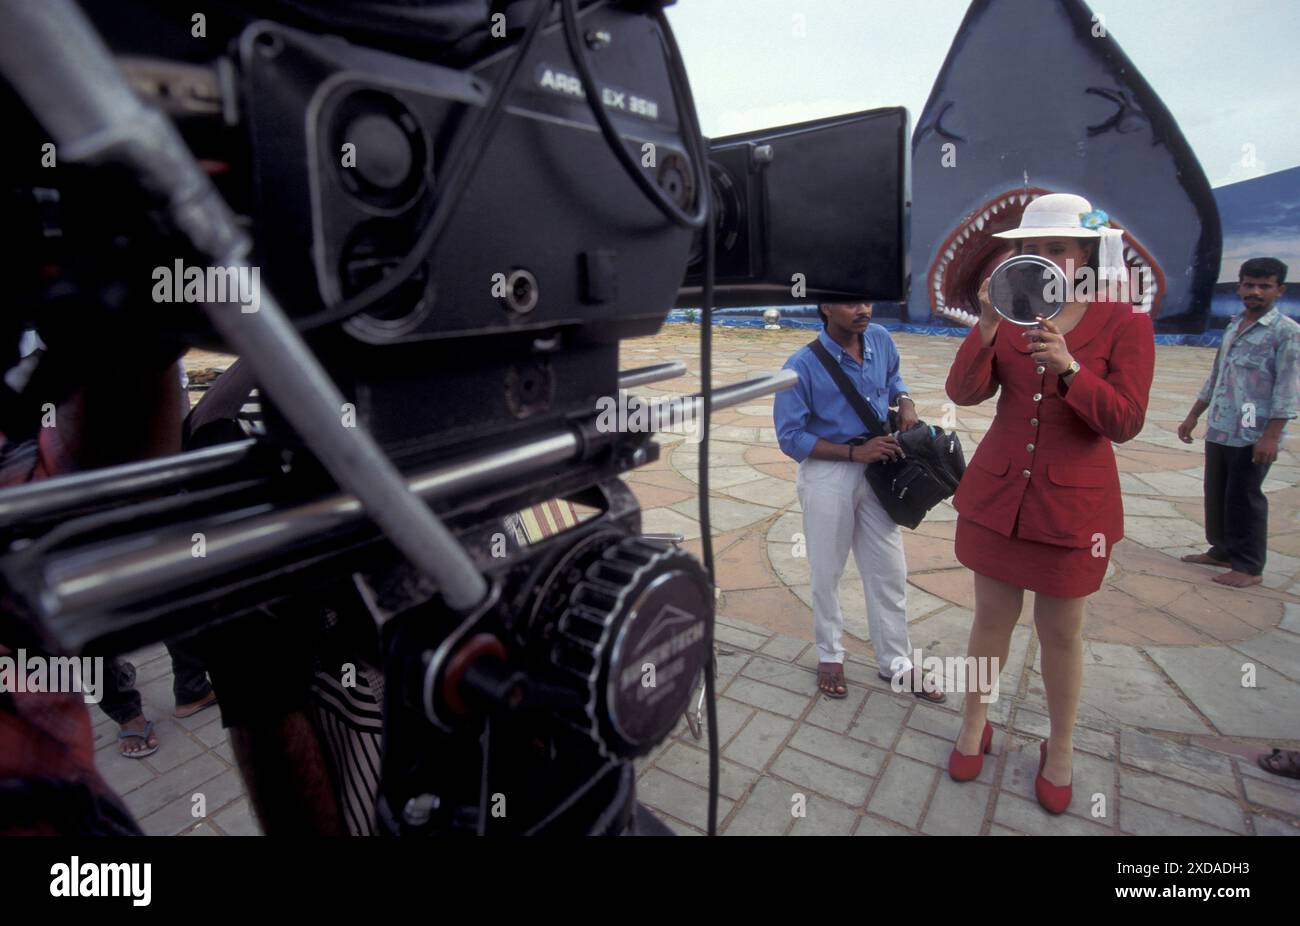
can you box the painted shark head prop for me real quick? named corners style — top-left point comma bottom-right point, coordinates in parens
top-left (908, 0), bottom-right (1221, 332)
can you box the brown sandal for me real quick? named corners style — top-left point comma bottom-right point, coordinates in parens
top-left (1257, 749), bottom-right (1300, 780)
top-left (817, 663), bottom-right (848, 699)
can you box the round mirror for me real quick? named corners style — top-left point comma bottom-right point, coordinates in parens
top-left (987, 255), bottom-right (1066, 326)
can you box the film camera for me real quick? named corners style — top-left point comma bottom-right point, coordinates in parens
top-left (0, 0), bottom-right (908, 834)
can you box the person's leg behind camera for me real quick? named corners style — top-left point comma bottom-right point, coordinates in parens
top-left (168, 638), bottom-right (217, 718)
top-left (96, 656), bottom-right (159, 758)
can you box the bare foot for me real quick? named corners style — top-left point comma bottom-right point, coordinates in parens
top-left (816, 662), bottom-right (848, 698)
top-left (118, 716), bottom-right (159, 758)
top-left (1181, 553), bottom-right (1230, 567)
top-left (1212, 570), bottom-right (1263, 588)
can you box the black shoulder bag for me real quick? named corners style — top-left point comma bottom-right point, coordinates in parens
top-left (807, 339), bottom-right (966, 529)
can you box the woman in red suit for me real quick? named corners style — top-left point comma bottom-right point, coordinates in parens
top-left (943, 193), bottom-right (1155, 813)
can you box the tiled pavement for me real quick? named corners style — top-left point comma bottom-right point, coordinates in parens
top-left (96, 325), bottom-right (1300, 835)
top-left (634, 614), bottom-right (1300, 836)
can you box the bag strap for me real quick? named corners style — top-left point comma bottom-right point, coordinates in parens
top-left (807, 338), bottom-right (888, 439)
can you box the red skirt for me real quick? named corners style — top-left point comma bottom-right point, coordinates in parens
top-left (954, 514), bottom-right (1109, 598)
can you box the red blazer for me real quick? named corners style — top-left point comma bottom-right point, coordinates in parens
top-left (945, 301), bottom-right (1155, 549)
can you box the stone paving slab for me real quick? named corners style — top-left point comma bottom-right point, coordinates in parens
top-left (1144, 645), bottom-right (1300, 740)
top-left (1118, 767), bottom-right (1250, 834)
top-left (1026, 641), bottom-right (1212, 734)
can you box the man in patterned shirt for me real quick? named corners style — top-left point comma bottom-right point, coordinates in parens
top-left (1179, 258), bottom-right (1299, 588)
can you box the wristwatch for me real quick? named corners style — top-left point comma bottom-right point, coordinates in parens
top-left (1064, 360), bottom-right (1080, 378)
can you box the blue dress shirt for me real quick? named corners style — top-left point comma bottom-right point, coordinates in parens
top-left (774, 326), bottom-right (909, 462)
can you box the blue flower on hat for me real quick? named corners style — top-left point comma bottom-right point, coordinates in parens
top-left (1079, 209), bottom-right (1109, 229)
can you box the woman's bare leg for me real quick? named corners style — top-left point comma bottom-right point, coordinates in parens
top-left (1033, 592), bottom-right (1087, 785)
top-left (955, 572), bottom-right (1024, 754)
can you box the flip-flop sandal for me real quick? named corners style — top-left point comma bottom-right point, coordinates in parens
top-left (817, 666), bottom-right (848, 699)
top-left (119, 720), bottom-right (159, 759)
top-left (1257, 748), bottom-right (1300, 780)
top-left (173, 691), bottom-right (218, 719)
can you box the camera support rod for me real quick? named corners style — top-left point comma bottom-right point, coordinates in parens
top-left (0, 440), bottom-right (261, 526)
top-left (35, 371), bottom-right (796, 634)
top-left (0, 364), bottom-right (691, 526)
top-left (613, 361), bottom-right (688, 389)
top-left (0, 0), bottom-right (488, 611)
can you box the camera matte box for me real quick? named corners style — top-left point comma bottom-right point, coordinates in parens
top-left (679, 106), bottom-right (910, 307)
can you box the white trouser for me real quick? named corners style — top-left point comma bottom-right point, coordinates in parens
top-left (796, 456), bottom-right (913, 673)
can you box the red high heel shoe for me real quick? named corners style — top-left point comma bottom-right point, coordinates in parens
top-left (1035, 740), bottom-right (1073, 814)
top-left (948, 721), bottom-right (993, 781)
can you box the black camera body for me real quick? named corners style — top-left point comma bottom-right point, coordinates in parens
top-left (237, 11), bottom-right (697, 464)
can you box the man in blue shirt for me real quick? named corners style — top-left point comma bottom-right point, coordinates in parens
top-left (774, 303), bottom-right (944, 702)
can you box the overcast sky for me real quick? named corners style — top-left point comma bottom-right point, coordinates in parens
top-left (664, 0), bottom-right (1300, 188)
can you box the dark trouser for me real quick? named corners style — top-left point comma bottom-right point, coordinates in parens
top-left (96, 639), bottom-right (213, 725)
top-left (1204, 440), bottom-right (1270, 576)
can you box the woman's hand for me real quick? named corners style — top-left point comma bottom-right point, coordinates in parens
top-left (1026, 317), bottom-right (1075, 375)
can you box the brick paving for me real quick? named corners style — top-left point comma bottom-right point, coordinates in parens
top-left (93, 325), bottom-right (1300, 835)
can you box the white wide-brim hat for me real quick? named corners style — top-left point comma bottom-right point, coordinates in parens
top-left (993, 192), bottom-right (1102, 239)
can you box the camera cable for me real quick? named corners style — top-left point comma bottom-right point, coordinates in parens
top-left (560, 0), bottom-right (708, 231)
top-left (653, 5), bottom-right (721, 837)
top-left (563, 0), bottom-right (720, 832)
